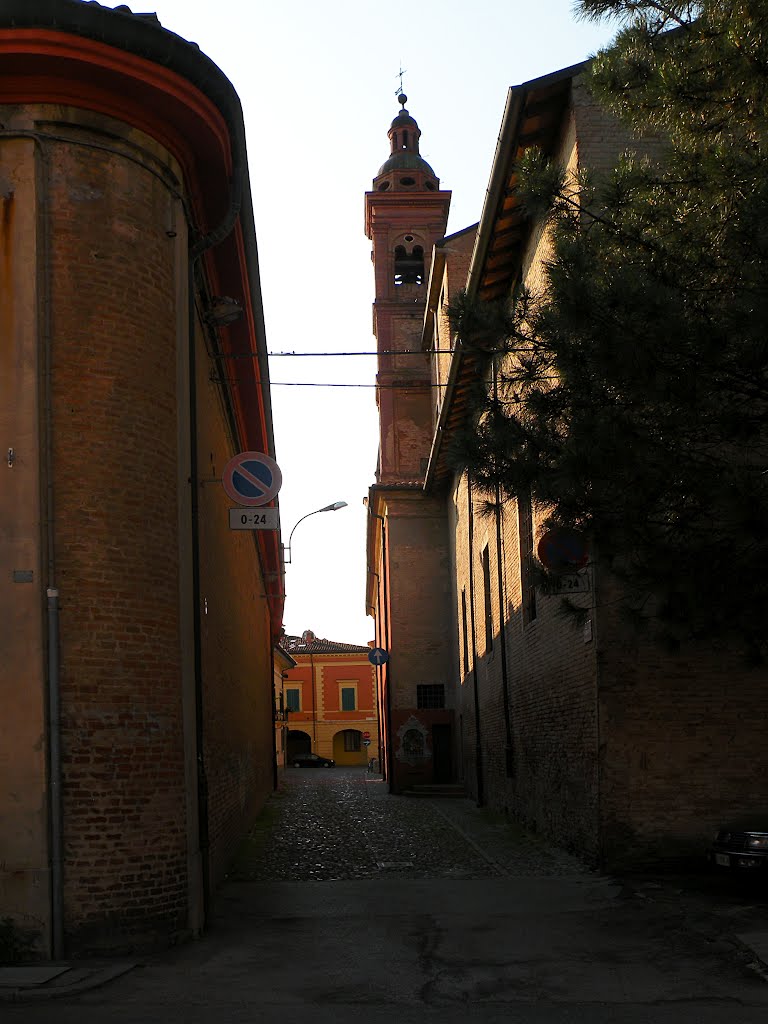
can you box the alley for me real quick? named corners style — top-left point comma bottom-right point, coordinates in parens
top-left (4, 768), bottom-right (768, 1024)
top-left (224, 766), bottom-right (591, 881)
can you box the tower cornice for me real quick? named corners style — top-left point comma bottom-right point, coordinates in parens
top-left (365, 189), bottom-right (451, 238)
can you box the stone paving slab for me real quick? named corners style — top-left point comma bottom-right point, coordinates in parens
top-left (0, 962), bottom-right (136, 1002)
top-left (0, 964), bottom-right (72, 987)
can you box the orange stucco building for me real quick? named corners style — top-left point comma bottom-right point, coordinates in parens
top-left (0, 0), bottom-right (283, 955)
top-left (280, 636), bottom-right (379, 767)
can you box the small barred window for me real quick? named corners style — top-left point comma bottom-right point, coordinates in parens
top-left (416, 684), bottom-right (445, 709)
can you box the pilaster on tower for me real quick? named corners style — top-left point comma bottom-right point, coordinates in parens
top-left (365, 94), bottom-right (451, 484)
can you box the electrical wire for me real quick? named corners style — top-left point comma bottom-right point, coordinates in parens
top-left (220, 346), bottom-right (508, 358)
top-left (210, 374), bottom-right (454, 389)
top-left (221, 348), bottom-right (466, 358)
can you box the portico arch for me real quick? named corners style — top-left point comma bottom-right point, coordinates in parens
top-left (287, 730), bottom-right (312, 760)
top-left (333, 729), bottom-right (367, 766)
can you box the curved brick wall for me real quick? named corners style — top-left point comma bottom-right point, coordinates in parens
top-left (46, 118), bottom-right (187, 949)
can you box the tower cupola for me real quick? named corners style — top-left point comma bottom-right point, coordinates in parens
top-left (373, 93), bottom-right (440, 193)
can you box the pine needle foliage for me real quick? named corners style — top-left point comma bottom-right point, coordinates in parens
top-left (449, 0), bottom-right (768, 656)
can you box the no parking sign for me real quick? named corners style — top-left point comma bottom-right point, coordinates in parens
top-left (222, 452), bottom-right (282, 507)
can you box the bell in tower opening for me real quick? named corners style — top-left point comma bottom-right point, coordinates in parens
top-left (394, 243), bottom-right (425, 286)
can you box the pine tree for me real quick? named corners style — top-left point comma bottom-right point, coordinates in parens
top-left (449, 1), bottom-right (768, 656)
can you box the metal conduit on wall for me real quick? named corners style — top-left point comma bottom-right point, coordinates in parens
top-left (466, 475), bottom-right (485, 807)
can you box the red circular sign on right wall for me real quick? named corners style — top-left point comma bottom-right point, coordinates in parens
top-left (537, 528), bottom-right (589, 573)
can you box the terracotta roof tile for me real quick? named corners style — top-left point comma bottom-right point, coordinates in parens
top-left (280, 635), bottom-right (372, 655)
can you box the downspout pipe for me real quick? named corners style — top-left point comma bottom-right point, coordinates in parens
top-left (466, 476), bottom-right (485, 807)
top-left (368, 507), bottom-right (393, 791)
top-left (494, 486), bottom-right (514, 778)
top-left (380, 517), bottom-right (394, 792)
top-left (37, 133), bottom-right (64, 960)
top-left (368, 569), bottom-right (385, 771)
top-left (309, 650), bottom-right (317, 748)
top-left (271, 647), bottom-right (278, 792)
top-left (492, 359), bottom-right (514, 777)
top-left (46, 588), bottom-right (63, 958)
top-left (187, 147), bottom-right (243, 926)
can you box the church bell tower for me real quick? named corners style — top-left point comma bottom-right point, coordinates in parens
top-left (365, 93), bottom-right (451, 483)
top-left (364, 95), bottom-right (454, 794)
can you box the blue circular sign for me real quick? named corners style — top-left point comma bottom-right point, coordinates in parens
top-left (368, 647), bottom-right (389, 666)
top-left (222, 452), bottom-right (282, 507)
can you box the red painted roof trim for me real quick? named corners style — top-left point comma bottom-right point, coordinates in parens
top-left (0, 25), bottom-right (284, 632)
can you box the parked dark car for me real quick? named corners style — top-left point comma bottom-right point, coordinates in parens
top-left (709, 817), bottom-right (768, 870)
top-left (290, 752), bottom-right (335, 768)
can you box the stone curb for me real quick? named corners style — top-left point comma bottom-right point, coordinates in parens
top-left (0, 961), bottom-right (137, 1002)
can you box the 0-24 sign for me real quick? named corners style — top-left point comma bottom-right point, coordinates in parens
top-left (229, 508), bottom-right (279, 531)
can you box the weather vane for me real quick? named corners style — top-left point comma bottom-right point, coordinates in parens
top-left (396, 64), bottom-right (407, 97)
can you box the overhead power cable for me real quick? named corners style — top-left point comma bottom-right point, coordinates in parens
top-left (217, 349), bottom-right (463, 358)
top-left (210, 374), bottom-right (452, 389)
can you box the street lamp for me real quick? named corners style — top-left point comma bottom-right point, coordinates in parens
top-left (284, 501), bottom-right (348, 564)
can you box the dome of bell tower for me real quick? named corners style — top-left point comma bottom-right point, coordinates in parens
top-left (373, 93), bottom-right (440, 192)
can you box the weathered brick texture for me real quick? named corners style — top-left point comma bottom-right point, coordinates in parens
top-left (7, 109), bottom-right (277, 950)
top-left (47, 128), bottom-right (188, 947)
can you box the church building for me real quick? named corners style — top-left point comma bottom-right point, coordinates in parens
top-left (365, 68), bottom-right (768, 867)
top-left (1, 0), bottom-right (283, 955)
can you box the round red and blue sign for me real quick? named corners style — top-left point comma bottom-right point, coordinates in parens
top-left (222, 452), bottom-right (282, 507)
top-left (537, 528), bottom-right (589, 573)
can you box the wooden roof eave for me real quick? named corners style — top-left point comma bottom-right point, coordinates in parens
top-left (424, 59), bottom-right (588, 491)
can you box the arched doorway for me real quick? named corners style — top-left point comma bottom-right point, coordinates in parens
top-left (287, 730), bottom-right (311, 761)
top-left (332, 729), bottom-right (366, 766)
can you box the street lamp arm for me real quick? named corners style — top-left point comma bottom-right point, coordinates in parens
top-left (284, 501), bottom-right (348, 564)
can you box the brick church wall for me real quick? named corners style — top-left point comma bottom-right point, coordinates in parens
top-left (20, 106), bottom-right (275, 950)
top-left (46, 117), bottom-right (189, 949)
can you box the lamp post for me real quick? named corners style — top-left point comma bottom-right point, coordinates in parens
top-left (283, 501), bottom-right (348, 564)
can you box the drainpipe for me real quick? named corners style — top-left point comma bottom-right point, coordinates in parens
top-left (492, 359), bottom-right (514, 778)
top-left (494, 487), bottom-right (514, 778)
top-left (466, 475), bottom-right (485, 807)
top-left (46, 587), bottom-right (63, 959)
top-left (270, 648), bottom-right (278, 791)
top-left (379, 518), bottom-right (394, 792)
top-left (368, 570), bottom-right (382, 766)
top-left (187, 158), bottom-right (243, 925)
top-left (368, 508), bottom-right (393, 791)
top-left (309, 650), bottom-right (317, 748)
top-left (35, 134), bottom-right (65, 960)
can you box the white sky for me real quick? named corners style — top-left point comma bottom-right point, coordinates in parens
top-left (107, 1), bottom-right (618, 646)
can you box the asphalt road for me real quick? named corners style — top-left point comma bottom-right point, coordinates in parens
top-left (4, 767), bottom-right (768, 1023)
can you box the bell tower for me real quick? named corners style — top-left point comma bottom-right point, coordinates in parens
top-left (365, 94), bottom-right (451, 483)
top-left (364, 96), bottom-right (455, 794)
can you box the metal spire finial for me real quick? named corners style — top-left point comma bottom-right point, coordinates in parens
top-left (396, 64), bottom-right (407, 98)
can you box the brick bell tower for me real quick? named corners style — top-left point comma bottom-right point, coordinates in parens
top-left (365, 95), bottom-right (455, 793)
top-left (365, 93), bottom-right (451, 483)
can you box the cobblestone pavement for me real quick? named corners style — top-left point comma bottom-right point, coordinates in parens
top-left (228, 766), bottom-right (592, 882)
